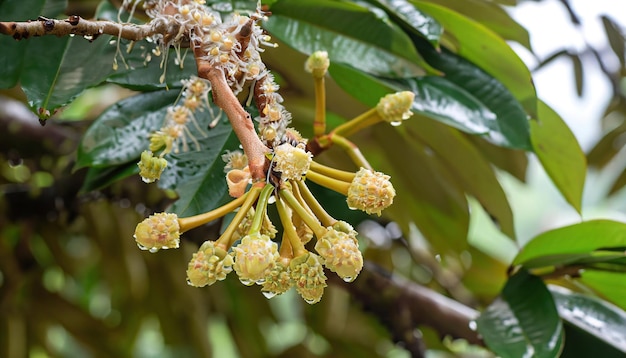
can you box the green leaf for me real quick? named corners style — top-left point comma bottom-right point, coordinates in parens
top-left (0, 0), bottom-right (67, 89)
top-left (159, 128), bottom-right (239, 217)
top-left (412, 1), bottom-right (537, 116)
top-left (513, 220), bottom-right (626, 268)
top-left (264, 0), bottom-right (429, 77)
top-left (550, 285), bottom-right (626, 353)
top-left (414, 43), bottom-right (532, 150)
top-left (580, 270), bottom-right (626, 311)
top-left (531, 101), bottom-right (586, 213)
top-left (76, 90), bottom-right (180, 169)
top-left (419, 0), bottom-right (531, 50)
top-left (601, 15), bottom-right (625, 67)
top-left (365, 0), bottom-right (442, 45)
top-left (477, 270), bottom-right (563, 358)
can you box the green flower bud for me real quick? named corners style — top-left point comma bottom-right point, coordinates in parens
top-left (134, 212), bottom-right (180, 252)
top-left (290, 252), bottom-right (327, 304)
top-left (347, 168), bottom-right (395, 216)
top-left (137, 150), bottom-right (168, 183)
top-left (376, 91), bottom-right (415, 126)
top-left (315, 221), bottom-right (363, 282)
top-left (233, 233), bottom-right (279, 285)
top-left (186, 241), bottom-right (234, 287)
top-left (305, 51), bottom-right (330, 78)
top-left (261, 258), bottom-right (292, 299)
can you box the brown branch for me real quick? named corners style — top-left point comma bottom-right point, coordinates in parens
top-left (193, 50), bottom-right (269, 181)
top-left (0, 15), bottom-right (166, 42)
top-left (329, 262), bottom-right (482, 350)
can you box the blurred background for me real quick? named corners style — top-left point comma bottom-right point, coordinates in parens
top-left (1, 0), bottom-right (626, 357)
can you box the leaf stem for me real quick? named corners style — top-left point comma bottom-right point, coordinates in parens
top-left (178, 193), bottom-right (249, 233)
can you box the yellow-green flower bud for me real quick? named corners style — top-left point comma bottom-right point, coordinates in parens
top-left (273, 143), bottom-right (312, 181)
top-left (290, 252), bottom-right (327, 304)
top-left (222, 150), bottom-right (248, 172)
top-left (347, 168), bottom-right (395, 216)
top-left (376, 91), bottom-right (415, 126)
top-left (149, 131), bottom-right (173, 153)
top-left (233, 233), bottom-right (279, 285)
top-left (315, 221), bottom-right (363, 282)
top-left (305, 51), bottom-right (330, 78)
top-left (137, 150), bottom-right (168, 183)
top-left (186, 241), bottom-right (234, 287)
top-left (134, 212), bottom-right (180, 252)
top-left (261, 258), bottom-right (292, 299)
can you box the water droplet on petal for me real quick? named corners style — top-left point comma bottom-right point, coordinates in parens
top-left (390, 120), bottom-right (402, 127)
top-left (304, 297), bottom-right (319, 304)
top-left (255, 278), bottom-right (266, 285)
top-left (262, 291), bottom-right (277, 299)
top-left (342, 276), bottom-right (355, 283)
top-left (186, 278), bottom-right (194, 286)
top-left (149, 247), bottom-right (159, 253)
top-left (69, 33), bottom-right (75, 37)
top-left (239, 278), bottom-right (254, 286)
top-left (347, 205), bottom-right (357, 211)
top-left (137, 243), bottom-right (148, 251)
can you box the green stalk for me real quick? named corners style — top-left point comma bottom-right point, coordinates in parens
top-left (313, 75), bottom-right (326, 137)
top-left (331, 107), bottom-right (381, 138)
top-left (178, 193), bottom-right (248, 233)
top-left (305, 170), bottom-right (350, 196)
top-left (279, 188), bottom-right (326, 238)
top-left (276, 198), bottom-right (307, 257)
top-left (296, 181), bottom-right (336, 228)
top-left (309, 161), bottom-right (356, 182)
top-left (248, 183), bottom-right (275, 235)
top-left (329, 133), bottom-right (372, 170)
top-left (216, 184), bottom-right (262, 248)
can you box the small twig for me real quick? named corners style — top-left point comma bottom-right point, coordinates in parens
top-left (0, 15), bottom-right (163, 42)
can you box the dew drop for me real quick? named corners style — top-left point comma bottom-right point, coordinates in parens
top-left (141, 176), bottom-right (155, 184)
top-left (304, 297), bottom-right (319, 304)
top-left (342, 276), bottom-right (355, 283)
top-left (347, 205), bottom-right (358, 211)
top-left (239, 278), bottom-right (254, 286)
top-left (186, 278), bottom-right (194, 286)
top-left (255, 278), bottom-right (266, 285)
top-left (137, 243), bottom-right (148, 251)
top-left (69, 33), bottom-right (75, 37)
top-left (262, 291), bottom-right (277, 299)
top-left (109, 40), bottom-right (116, 45)
top-left (149, 247), bottom-right (159, 253)
top-left (469, 320), bottom-right (477, 331)
top-left (83, 34), bottom-right (93, 41)
top-left (390, 120), bottom-right (402, 127)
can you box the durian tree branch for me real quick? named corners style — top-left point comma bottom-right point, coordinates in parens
top-left (0, 15), bottom-right (168, 42)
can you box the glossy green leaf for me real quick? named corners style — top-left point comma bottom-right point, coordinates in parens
top-left (531, 101), bottom-right (586, 213)
top-left (159, 129), bottom-right (239, 217)
top-left (414, 42), bottom-right (532, 150)
top-left (550, 285), bottom-right (626, 353)
top-left (76, 90), bottom-right (179, 169)
top-left (514, 220), bottom-right (626, 267)
top-left (365, 0), bottom-right (442, 45)
top-left (420, 0), bottom-right (531, 50)
top-left (465, 135), bottom-right (528, 182)
top-left (0, 0), bottom-right (67, 89)
top-left (330, 60), bottom-right (531, 150)
top-left (477, 270), bottom-right (563, 358)
top-left (580, 270), bottom-right (626, 311)
top-left (264, 0), bottom-right (428, 77)
top-left (412, 1), bottom-right (537, 116)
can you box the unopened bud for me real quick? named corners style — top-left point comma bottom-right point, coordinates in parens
top-left (273, 143), bottom-right (312, 181)
top-left (376, 91), bottom-right (415, 126)
top-left (134, 212), bottom-right (180, 252)
top-left (138, 150), bottom-right (167, 183)
top-left (186, 240), bottom-right (234, 287)
top-left (290, 252), bottom-right (327, 304)
top-left (305, 51), bottom-right (330, 78)
top-left (233, 233), bottom-right (279, 285)
top-left (347, 168), bottom-right (395, 216)
top-left (315, 221), bottom-right (363, 282)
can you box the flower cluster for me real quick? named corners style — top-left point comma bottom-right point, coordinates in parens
top-left (131, 2), bottom-right (415, 304)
